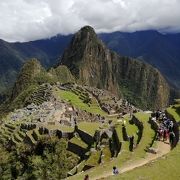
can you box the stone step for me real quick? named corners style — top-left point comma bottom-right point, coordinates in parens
top-left (11, 135), bottom-right (20, 145)
top-left (5, 123), bottom-right (16, 130)
top-left (14, 133), bottom-right (23, 142)
top-left (18, 130), bottom-right (26, 139)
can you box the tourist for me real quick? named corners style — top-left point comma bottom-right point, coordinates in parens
top-left (157, 128), bottom-right (163, 141)
top-left (113, 166), bottom-right (119, 175)
top-left (163, 128), bottom-right (168, 142)
top-left (84, 174), bottom-right (89, 180)
top-left (169, 131), bottom-right (175, 147)
top-left (168, 120), bottom-right (174, 132)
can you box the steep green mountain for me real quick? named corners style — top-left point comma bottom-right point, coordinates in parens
top-left (61, 26), bottom-right (170, 109)
top-left (0, 59), bottom-right (75, 116)
top-left (0, 36), bottom-right (72, 98)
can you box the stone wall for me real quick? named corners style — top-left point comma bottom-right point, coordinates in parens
top-left (76, 128), bottom-right (94, 145)
top-left (129, 116), bottom-right (144, 145)
top-left (67, 141), bottom-right (87, 158)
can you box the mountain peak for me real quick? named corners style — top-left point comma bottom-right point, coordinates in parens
top-left (74, 25), bottom-right (98, 44)
top-left (61, 26), bottom-right (170, 109)
top-left (79, 25), bottom-right (96, 34)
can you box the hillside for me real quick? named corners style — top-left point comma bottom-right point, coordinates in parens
top-left (99, 31), bottom-right (180, 89)
top-left (0, 59), bottom-right (75, 116)
top-left (0, 61), bottom-right (178, 179)
top-left (61, 26), bottom-right (170, 109)
top-left (0, 79), bottom-right (141, 179)
top-left (0, 35), bottom-right (72, 97)
top-left (0, 30), bottom-right (180, 101)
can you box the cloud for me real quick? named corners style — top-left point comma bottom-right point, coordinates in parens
top-left (0, 0), bottom-right (180, 42)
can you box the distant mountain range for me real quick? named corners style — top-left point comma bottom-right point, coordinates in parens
top-left (0, 29), bottom-right (179, 99)
top-left (99, 31), bottom-right (180, 89)
top-left (1, 26), bottom-right (169, 114)
top-left (0, 35), bottom-right (72, 95)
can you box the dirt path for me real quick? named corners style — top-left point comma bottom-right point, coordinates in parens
top-left (93, 141), bottom-right (170, 180)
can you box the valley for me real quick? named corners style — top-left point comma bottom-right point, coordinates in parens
top-left (0, 26), bottom-right (179, 179)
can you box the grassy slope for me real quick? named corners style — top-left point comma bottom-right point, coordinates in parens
top-left (131, 113), bottom-right (154, 160)
top-left (68, 112), bottom-right (154, 180)
top-left (54, 89), bottom-right (107, 116)
top-left (109, 109), bottom-right (180, 180)
top-left (78, 122), bottom-right (101, 136)
top-left (70, 137), bottom-right (88, 149)
top-left (110, 146), bottom-right (180, 180)
top-left (166, 104), bottom-right (180, 121)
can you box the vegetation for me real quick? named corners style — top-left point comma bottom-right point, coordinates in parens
top-left (166, 104), bottom-right (180, 121)
top-left (0, 137), bottom-right (79, 179)
top-left (49, 65), bottom-right (75, 84)
top-left (78, 122), bottom-right (101, 136)
top-left (68, 112), bottom-right (155, 180)
top-left (70, 137), bottom-right (88, 149)
top-left (109, 144), bottom-right (180, 180)
top-left (55, 89), bottom-right (107, 116)
top-left (61, 26), bottom-right (170, 109)
top-left (0, 25), bottom-right (179, 180)
top-left (85, 151), bottom-right (101, 167)
top-left (106, 106), bottom-right (180, 180)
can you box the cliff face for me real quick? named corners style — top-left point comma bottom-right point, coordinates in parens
top-left (61, 26), bottom-right (170, 109)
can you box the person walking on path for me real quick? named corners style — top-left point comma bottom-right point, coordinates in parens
top-left (113, 166), bottom-right (119, 175)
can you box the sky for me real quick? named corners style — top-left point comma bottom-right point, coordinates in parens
top-left (0, 0), bottom-right (180, 42)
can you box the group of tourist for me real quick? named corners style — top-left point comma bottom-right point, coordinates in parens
top-left (151, 110), bottom-right (175, 147)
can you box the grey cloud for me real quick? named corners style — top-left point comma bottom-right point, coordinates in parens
top-left (0, 0), bottom-right (180, 42)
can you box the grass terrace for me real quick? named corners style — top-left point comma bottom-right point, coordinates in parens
top-left (85, 151), bottom-right (101, 167)
top-left (166, 104), bottom-right (180, 121)
top-left (70, 137), bottom-right (88, 149)
top-left (78, 122), bottom-right (101, 136)
top-left (68, 112), bottom-right (155, 180)
top-left (54, 89), bottom-right (107, 116)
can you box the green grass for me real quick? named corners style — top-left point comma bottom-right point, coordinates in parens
top-left (54, 89), bottom-right (107, 116)
top-left (70, 137), bottom-right (88, 149)
top-left (68, 112), bottom-right (155, 180)
top-left (85, 151), bottom-right (101, 166)
top-left (166, 104), bottom-right (180, 121)
top-left (123, 115), bottom-right (138, 136)
top-left (78, 122), bottom-right (100, 136)
top-left (102, 147), bottom-right (112, 162)
top-left (131, 113), bottom-right (154, 160)
top-left (77, 160), bottom-right (86, 172)
top-left (109, 144), bottom-right (180, 180)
